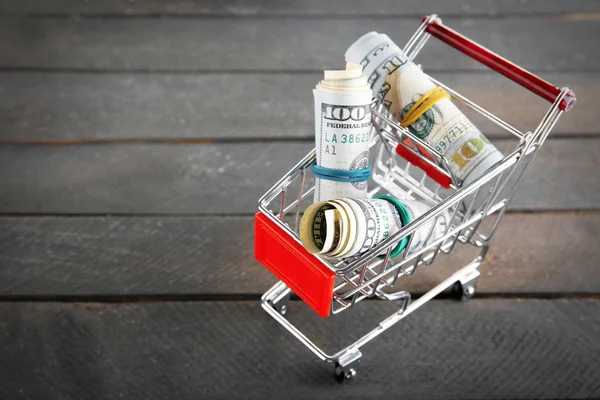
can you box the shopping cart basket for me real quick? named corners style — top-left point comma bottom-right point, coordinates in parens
top-left (254, 14), bottom-right (576, 382)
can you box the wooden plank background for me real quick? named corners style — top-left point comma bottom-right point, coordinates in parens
top-left (1, 300), bottom-right (599, 399)
top-left (1, 212), bottom-right (598, 296)
top-left (0, 18), bottom-right (598, 72)
top-left (0, 139), bottom-right (598, 213)
top-left (3, 0), bottom-right (600, 17)
top-left (0, 72), bottom-right (597, 141)
top-left (0, 1), bottom-right (598, 398)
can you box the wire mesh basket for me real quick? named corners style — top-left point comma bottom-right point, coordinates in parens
top-left (254, 14), bottom-right (575, 382)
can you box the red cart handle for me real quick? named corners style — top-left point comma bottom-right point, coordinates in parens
top-left (424, 17), bottom-right (576, 112)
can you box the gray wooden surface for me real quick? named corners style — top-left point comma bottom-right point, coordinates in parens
top-left (0, 300), bottom-right (599, 400)
top-left (0, 18), bottom-right (598, 72)
top-left (1, 212), bottom-right (598, 296)
top-left (0, 139), bottom-right (598, 213)
top-left (3, 0), bottom-right (600, 17)
top-left (0, 72), bottom-right (597, 141)
top-left (0, 1), bottom-right (598, 398)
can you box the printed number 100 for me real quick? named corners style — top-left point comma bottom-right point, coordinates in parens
top-left (324, 106), bottom-right (368, 121)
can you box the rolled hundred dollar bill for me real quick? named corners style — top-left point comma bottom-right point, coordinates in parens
top-left (313, 63), bottom-right (373, 202)
top-left (346, 33), bottom-right (503, 185)
top-left (300, 196), bottom-right (450, 260)
top-left (345, 32), bottom-right (409, 106)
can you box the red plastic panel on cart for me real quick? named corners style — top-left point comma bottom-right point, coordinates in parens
top-left (254, 212), bottom-right (335, 318)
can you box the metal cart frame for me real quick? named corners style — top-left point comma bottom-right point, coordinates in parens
top-left (254, 15), bottom-right (575, 382)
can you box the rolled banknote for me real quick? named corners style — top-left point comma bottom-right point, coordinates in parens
top-left (313, 63), bottom-right (373, 202)
top-left (344, 32), bottom-right (409, 107)
top-left (300, 196), bottom-right (450, 260)
top-left (346, 33), bottom-right (503, 185)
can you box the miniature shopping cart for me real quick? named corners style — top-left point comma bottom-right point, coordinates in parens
top-left (254, 15), bottom-right (576, 382)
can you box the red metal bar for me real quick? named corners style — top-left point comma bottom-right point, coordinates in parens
top-left (396, 143), bottom-right (452, 189)
top-left (424, 17), bottom-right (576, 112)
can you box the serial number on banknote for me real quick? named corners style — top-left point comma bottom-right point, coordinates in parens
top-left (434, 119), bottom-right (476, 154)
top-left (323, 132), bottom-right (371, 147)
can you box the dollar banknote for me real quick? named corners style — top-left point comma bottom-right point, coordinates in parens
top-left (346, 33), bottom-right (503, 185)
top-left (345, 31), bottom-right (409, 108)
top-left (300, 196), bottom-right (451, 259)
top-left (395, 63), bottom-right (504, 184)
top-left (313, 63), bottom-right (373, 202)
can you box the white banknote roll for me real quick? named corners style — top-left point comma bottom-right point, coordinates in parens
top-left (300, 196), bottom-right (451, 260)
top-left (347, 33), bottom-right (503, 185)
top-left (398, 199), bottom-right (450, 251)
top-left (396, 63), bottom-right (504, 185)
top-left (313, 63), bottom-right (373, 202)
top-left (345, 32), bottom-right (409, 102)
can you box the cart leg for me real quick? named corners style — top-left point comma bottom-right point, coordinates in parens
top-left (333, 348), bottom-right (361, 383)
top-left (458, 268), bottom-right (480, 299)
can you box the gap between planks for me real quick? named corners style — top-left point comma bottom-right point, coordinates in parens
top-left (1, 67), bottom-right (598, 75)
top-left (1, 133), bottom-right (600, 146)
top-left (1, 293), bottom-right (599, 304)
top-left (0, 210), bottom-right (598, 218)
top-left (3, 12), bottom-right (600, 20)
top-left (2, 0), bottom-right (599, 18)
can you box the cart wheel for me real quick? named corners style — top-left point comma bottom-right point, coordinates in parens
top-left (334, 363), bottom-right (357, 383)
top-left (272, 293), bottom-right (291, 316)
top-left (462, 284), bottom-right (476, 299)
top-left (458, 269), bottom-right (480, 300)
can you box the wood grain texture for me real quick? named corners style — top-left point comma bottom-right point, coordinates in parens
top-left (2, 0), bottom-right (599, 16)
top-left (0, 139), bottom-right (598, 214)
top-left (0, 72), bottom-right (593, 141)
top-left (0, 18), bottom-right (597, 72)
top-left (0, 212), bottom-right (598, 296)
top-left (0, 300), bottom-right (598, 399)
